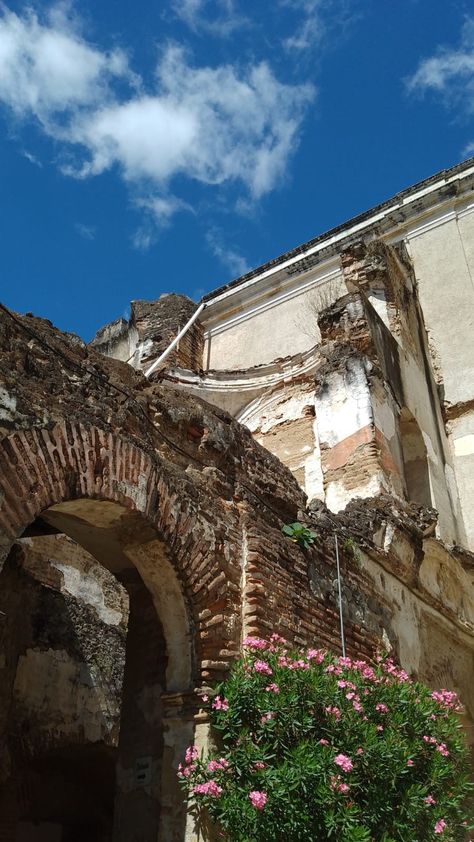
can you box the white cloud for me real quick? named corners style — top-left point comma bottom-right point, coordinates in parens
top-left (0, 4), bottom-right (314, 216)
top-left (170, 0), bottom-right (247, 37)
top-left (21, 148), bottom-right (43, 167)
top-left (66, 46), bottom-right (314, 200)
top-left (0, 4), bottom-right (128, 126)
top-left (281, 0), bottom-right (325, 51)
top-left (408, 17), bottom-right (474, 110)
top-left (131, 195), bottom-right (194, 250)
top-left (74, 222), bottom-right (96, 239)
top-left (206, 228), bottom-right (249, 277)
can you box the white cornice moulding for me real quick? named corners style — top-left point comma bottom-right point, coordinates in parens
top-left (203, 265), bottom-right (341, 338)
top-left (202, 168), bottom-right (474, 317)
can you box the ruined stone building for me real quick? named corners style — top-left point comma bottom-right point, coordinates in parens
top-left (0, 157), bottom-right (473, 841)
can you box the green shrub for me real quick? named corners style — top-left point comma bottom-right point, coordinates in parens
top-left (179, 637), bottom-right (472, 841)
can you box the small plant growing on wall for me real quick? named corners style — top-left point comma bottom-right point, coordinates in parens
top-left (179, 638), bottom-right (472, 841)
top-left (281, 522), bottom-right (317, 549)
top-left (343, 536), bottom-right (363, 567)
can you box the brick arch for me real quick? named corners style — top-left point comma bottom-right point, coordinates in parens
top-left (0, 420), bottom-right (242, 685)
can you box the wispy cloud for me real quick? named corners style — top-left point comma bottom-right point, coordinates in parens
top-left (74, 222), bottom-right (96, 239)
top-left (407, 17), bottom-right (474, 110)
top-left (279, 0), bottom-right (358, 54)
top-left (21, 148), bottom-right (43, 167)
top-left (281, 0), bottom-right (325, 51)
top-left (131, 195), bottom-right (194, 250)
top-left (0, 4), bottom-right (314, 227)
top-left (170, 0), bottom-right (248, 37)
top-left (206, 228), bottom-right (250, 277)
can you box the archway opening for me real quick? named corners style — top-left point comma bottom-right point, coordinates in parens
top-left (399, 408), bottom-right (432, 507)
top-left (0, 497), bottom-right (193, 842)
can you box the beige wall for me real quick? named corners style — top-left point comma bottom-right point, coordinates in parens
top-left (406, 211), bottom-right (474, 409)
top-left (204, 275), bottom-right (344, 371)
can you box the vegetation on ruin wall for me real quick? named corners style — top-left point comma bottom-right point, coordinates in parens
top-left (179, 638), bottom-right (472, 841)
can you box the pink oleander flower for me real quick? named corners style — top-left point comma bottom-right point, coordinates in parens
top-left (319, 738), bottom-right (329, 746)
top-left (330, 776), bottom-right (350, 794)
top-left (260, 712), bottom-right (274, 724)
top-left (265, 682), bottom-right (280, 693)
top-left (269, 633), bottom-right (286, 645)
top-left (212, 696), bottom-right (229, 711)
top-left (337, 680), bottom-right (347, 688)
top-left (376, 724), bottom-right (384, 732)
top-left (376, 703), bottom-right (388, 713)
top-left (346, 691), bottom-right (356, 700)
top-left (193, 780), bottom-right (223, 797)
top-left (249, 790), bottom-right (267, 810)
top-left (307, 648), bottom-right (325, 663)
top-left (178, 763), bottom-right (195, 778)
top-left (434, 819), bottom-right (447, 834)
top-left (424, 794), bottom-right (436, 806)
top-left (338, 657), bottom-right (353, 668)
top-left (325, 705), bottom-right (341, 721)
top-left (185, 745), bottom-right (199, 764)
top-left (356, 747), bottom-right (364, 755)
top-left (207, 758), bottom-right (229, 773)
top-left (253, 761), bottom-right (266, 770)
top-left (334, 753), bottom-right (353, 773)
top-left (278, 655), bottom-right (290, 668)
top-left (352, 700), bottom-right (363, 713)
top-left (407, 759), bottom-right (414, 766)
top-left (431, 689), bottom-right (460, 710)
top-left (436, 743), bottom-right (450, 757)
top-left (254, 660), bottom-right (273, 675)
top-left (288, 658), bottom-right (310, 671)
top-left (243, 636), bottom-right (268, 650)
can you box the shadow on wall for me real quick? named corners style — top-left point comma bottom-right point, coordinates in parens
top-left (0, 496), bottom-right (193, 842)
top-left (399, 408), bottom-right (432, 508)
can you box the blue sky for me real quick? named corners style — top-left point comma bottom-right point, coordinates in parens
top-left (0, 0), bottom-right (473, 341)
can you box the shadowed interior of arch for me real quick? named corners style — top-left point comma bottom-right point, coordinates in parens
top-left (0, 497), bottom-right (194, 842)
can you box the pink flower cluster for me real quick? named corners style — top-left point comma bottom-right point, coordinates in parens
top-left (178, 745), bottom-right (199, 778)
top-left (277, 654), bottom-right (310, 670)
top-left (193, 780), bottom-right (223, 798)
top-left (249, 790), bottom-right (267, 810)
top-left (325, 705), bottom-right (341, 721)
top-left (434, 819), bottom-right (447, 834)
top-left (207, 758), bottom-right (229, 773)
top-left (212, 696), bottom-right (229, 711)
top-left (375, 703), bottom-right (389, 713)
top-left (422, 735), bottom-right (450, 757)
top-left (330, 776), bottom-right (350, 794)
top-left (307, 648), bottom-right (325, 663)
top-left (253, 761), bottom-right (266, 770)
top-left (265, 682), bottom-right (280, 693)
top-left (424, 794), bottom-right (436, 806)
top-left (185, 745), bottom-right (199, 764)
top-left (243, 636), bottom-right (268, 650)
top-left (431, 689), bottom-right (461, 711)
top-left (334, 753), bottom-right (353, 773)
top-left (254, 660), bottom-right (273, 676)
top-left (381, 658), bottom-right (410, 683)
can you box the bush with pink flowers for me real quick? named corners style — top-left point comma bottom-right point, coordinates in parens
top-left (179, 636), bottom-right (472, 841)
